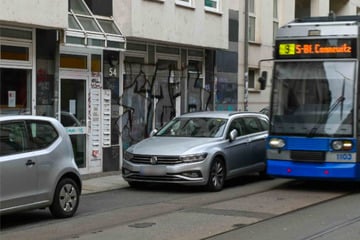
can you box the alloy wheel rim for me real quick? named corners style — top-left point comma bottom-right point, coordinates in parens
top-left (59, 184), bottom-right (77, 212)
top-left (212, 161), bottom-right (224, 187)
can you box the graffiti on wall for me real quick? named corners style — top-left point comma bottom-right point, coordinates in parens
top-left (120, 61), bottom-right (212, 150)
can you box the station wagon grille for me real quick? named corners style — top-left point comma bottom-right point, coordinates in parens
top-left (130, 154), bottom-right (182, 165)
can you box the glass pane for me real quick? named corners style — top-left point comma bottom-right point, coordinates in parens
top-left (91, 54), bottom-right (101, 72)
top-left (61, 78), bottom-right (87, 168)
top-left (60, 79), bottom-right (87, 127)
top-left (188, 60), bottom-right (202, 73)
top-left (69, 0), bottom-right (91, 15)
top-left (0, 122), bottom-right (27, 156)
top-left (77, 16), bottom-right (101, 32)
top-left (0, 45), bottom-right (29, 61)
top-left (66, 36), bottom-right (85, 45)
top-left (70, 134), bottom-right (86, 168)
top-left (0, 27), bottom-right (32, 40)
top-left (60, 54), bottom-right (87, 69)
top-left (249, 0), bottom-right (255, 13)
top-left (107, 41), bottom-right (125, 49)
top-left (88, 38), bottom-right (105, 47)
top-left (0, 68), bottom-right (31, 115)
top-left (249, 16), bottom-right (256, 41)
top-left (98, 19), bottom-right (121, 35)
top-left (68, 15), bottom-right (82, 30)
top-left (205, 0), bottom-right (217, 8)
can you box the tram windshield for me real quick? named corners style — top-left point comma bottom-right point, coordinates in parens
top-left (270, 61), bottom-right (355, 137)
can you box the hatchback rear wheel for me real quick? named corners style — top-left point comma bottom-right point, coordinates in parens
top-left (50, 178), bottom-right (80, 218)
top-left (206, 157), bottom-right (225, 192)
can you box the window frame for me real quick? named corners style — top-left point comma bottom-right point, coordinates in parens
top-left (176, 0), bottom-right (194, 8)
top-left (248, 0), bottom-right (256, 42)
top-left (204, 0), bottom-right (221, 13)
top-left (248, 68), bottom-right (260, 91)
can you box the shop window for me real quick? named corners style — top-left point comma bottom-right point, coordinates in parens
top-left (60, 54), bottom-right (88, 69)
top-left (0, 68), bottom-right (31, 115)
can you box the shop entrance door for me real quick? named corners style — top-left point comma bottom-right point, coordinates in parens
top-left (60, 77), bottom-right (88, 173)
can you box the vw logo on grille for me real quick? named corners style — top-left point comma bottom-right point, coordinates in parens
top-left (150, 156), bottom-right (158, 165)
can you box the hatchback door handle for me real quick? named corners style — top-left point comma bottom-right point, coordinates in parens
top-left (25, 160), bottom-right (35, 166)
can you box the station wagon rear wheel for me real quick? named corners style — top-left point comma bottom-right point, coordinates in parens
top-left (50, 178), bottom-right (80, 218)
top-left (206, 157), bottom-right (225, 192)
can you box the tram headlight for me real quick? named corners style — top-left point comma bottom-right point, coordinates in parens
top-left (269, 138), bottom-right (286, 149)
top-left (331, 140), bottom-right (353, 151)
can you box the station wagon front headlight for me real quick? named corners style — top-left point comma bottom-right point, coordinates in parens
top-left (180, 153), bottom-right (208, 163)
top-left (124, 151), bottom-right (134, 160)
top-left (269, 138), bottom-right (286, 149)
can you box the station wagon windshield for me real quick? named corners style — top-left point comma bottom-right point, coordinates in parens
top-left (156, 117), bottom-right (227, 138)
top-left (270, 61), bottom-right (355, 137)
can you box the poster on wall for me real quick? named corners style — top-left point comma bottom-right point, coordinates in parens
top-left (8, 91), bottom-right (16, 107)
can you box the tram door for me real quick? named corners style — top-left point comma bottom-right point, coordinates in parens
top-left (60, 78), bottom-right (88, 172)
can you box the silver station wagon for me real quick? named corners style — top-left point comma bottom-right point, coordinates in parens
top-left (122, 111), bottom-right (269, 191)
top-left (0, 115), bottom-right (82, 218)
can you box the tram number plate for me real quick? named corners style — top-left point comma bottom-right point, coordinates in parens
top-left (336, 153), bottom-right (352, 161)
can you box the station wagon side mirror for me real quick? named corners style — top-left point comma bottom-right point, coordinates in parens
top-left (229, 129), bottom-right (238, 142)
top-left (258, 71), bottom-right (267, 90)
top-left (150, 129), bottom-right (158, 137)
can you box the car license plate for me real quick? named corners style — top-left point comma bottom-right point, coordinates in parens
top-left (140, 166), bottom-right (166, 176)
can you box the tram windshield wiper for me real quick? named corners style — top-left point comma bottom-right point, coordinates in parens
top-left (307, 88), bottom-right (345, 137)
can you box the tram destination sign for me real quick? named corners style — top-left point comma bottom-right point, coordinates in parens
top-left (275, 39), bottom-right (357, 59)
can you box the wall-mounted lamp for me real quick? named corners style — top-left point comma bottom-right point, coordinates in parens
top-left (108, 52), bottom-right (119, 67)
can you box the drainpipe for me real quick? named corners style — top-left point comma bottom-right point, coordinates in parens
top-left (244, 0), bottom-right (249, 111)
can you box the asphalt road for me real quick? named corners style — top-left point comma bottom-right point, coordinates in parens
top-left (1, 176), bottom-right (358, 240)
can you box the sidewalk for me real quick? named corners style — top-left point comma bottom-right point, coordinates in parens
top-left (81, 171), bottom-right (129, 195)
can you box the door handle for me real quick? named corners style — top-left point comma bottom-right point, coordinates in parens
top-left (25, 160), bottom-right (35, 166)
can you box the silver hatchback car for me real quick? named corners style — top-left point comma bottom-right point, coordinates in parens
top-left (122, 111), bottom-right (269, 191)
top-left (0, 115), bottom-right (82, 218)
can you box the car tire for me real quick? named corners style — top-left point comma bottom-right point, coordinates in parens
top-left (206, 157), bottom-right (225, 192)
top-left (259, 169), bottom-right (274, 180)
top-left (128, 181), bottom-right (147, 189)
top-left (49, 178), bottom-right (80, 218)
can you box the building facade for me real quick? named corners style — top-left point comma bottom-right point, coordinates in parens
top-left (0, 0), bottom-right (126, 174)
top-left (1, 0), bottom-right (360, 174)
top-left (113, 0), bottom-right (228, 153)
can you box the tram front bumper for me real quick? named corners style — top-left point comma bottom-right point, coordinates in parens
top-left (267, 160), bottom-right (360, 180)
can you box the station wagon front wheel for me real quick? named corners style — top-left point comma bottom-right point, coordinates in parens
top-left (50, 178), bottom-right (80, 218)
top-left (206, 157), bottom-right (225, 192)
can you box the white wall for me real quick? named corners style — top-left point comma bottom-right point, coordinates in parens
top-left (0, 0), bottom-right (67, 29)
top-left (114, 0), bottom-right (228, 49)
